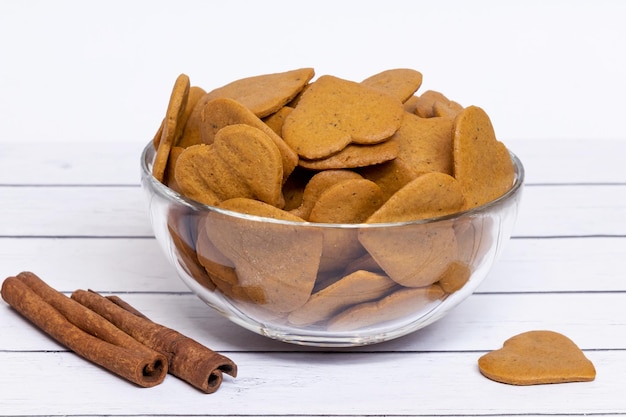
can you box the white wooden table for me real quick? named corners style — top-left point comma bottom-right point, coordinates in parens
top-left (1, 138), bottom-right (625, 416)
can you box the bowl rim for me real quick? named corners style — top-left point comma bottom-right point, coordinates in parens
top-left (140, 141), bottom-right (525, 229)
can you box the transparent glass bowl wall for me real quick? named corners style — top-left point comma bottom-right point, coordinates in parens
top-left (140, 143), bottom-right (524, 347)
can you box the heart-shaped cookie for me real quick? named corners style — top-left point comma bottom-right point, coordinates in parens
top-left (178, 68), bottom-right (314, 148)
top-left (453, 105), bottom-right (515, 209)
top-left (282, 75), bottom-right (404, 160)
top-left (204, 199), bottom-right (324, 313)
top-left (198, 97), bottom-right (298, 181)
top-left (174, 124), bottom-right (283, 207)
top-left (478, 330), bottom-right (596, 385)
top-left (199, 67), bottom-right (314, 118)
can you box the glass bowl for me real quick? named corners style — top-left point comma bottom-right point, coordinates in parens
top-left (140, 142), bottom-right (524, 347)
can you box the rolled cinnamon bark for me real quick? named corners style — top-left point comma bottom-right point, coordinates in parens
top-left (104, 294), bottom-right (149, 319)
top-left (71, 289), bottom-right (237, 393)
top-left (1, 273), bottom-right (167, 388)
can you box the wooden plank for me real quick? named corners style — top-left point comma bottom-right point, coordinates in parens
top-left (514, 184), bottom-right (626, 237)
top-left (3, 292), bottom-right (625, 352)
top-left (0, 186), bottom-right (153, 237)
top-left (2, 184), bottom-right (626, 238)
top-left (0, 141), bottom-right (147, 185)
top-left (0, 238), bottom-right (185, 292)
top-left (507, 138), bottom-right (626, 184)
top-left (1, 139), bottom-right (626, 186)
top-left (1, 236), bottom-right (623, 295)
top-left (483, 236), bottom-right (626, 293)
top-left (0, 349), bottom-right (623, 416)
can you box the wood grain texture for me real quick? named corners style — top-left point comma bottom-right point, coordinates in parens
top-left (1, 350), bottom-right (624, 415)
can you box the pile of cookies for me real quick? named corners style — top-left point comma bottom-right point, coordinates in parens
top-left (150, 68), bottom-right (517, 331)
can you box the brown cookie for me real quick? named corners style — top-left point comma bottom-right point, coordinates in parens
top-left (394, 112), bottom-right (455, 176)
top-left (174, 124), bottom-right (284, 207)
top-left (366, 172), bottom-right (465, 223)
top-left (152, 86), bottom-right (206, 149)
top-left (402, 95), bottom-right (420, 114)
top-left (196, 217), bottom-right (235, 269)
top-left (152, 73), bottom-right (190, 182)
top-left (194, 218), bottom-right (237, 291)
top-left (414, 90), bottom-right (462, 119)
top-left (212, 124), bottom-right (284, 206)
top-left (327, 284), bottom-right (445, 331)
top-left (342, 253), bottom-right (385, 276)
top-left (360, 68), bottom-right (423, 103)
top-left (197, 217), bottom-right (268, 304)
top-left (289, 170), bottom-right (363, 220)
top-left (263, 105), bottom-right (294, 136)
top-left (288, 270), bottom-right (397, 326)
top-left (309, 179), bottom-right (385, 224)
top-left (204, 200), bottom-right (324, 313)
top-left (478, 330), bottom-right (596, 385)
top-left (163, 146), bottom-right (185, 194)
top-left (361, 172), bottom-right (465, 287)
top-left (282, 75), bottom-right (404, 159)
top-left (206, 198), bottom-right (307, 306)
top-left (172, 144), bottom-right (223, 206)
top-left (359, 221), bottom-right (459, 287)
top-left (174, 85), bottom-right (209, 148)
top-left (167, 212), bottom-right (215, 291)
top-left (218, 197), bottom-right (301, 221)
top-left (358, 158), bottom-right (419, 202)
top-left (179, 68), bottom-right (313, 148)
top-left (306, 178), bottom-right (385, 272)
top-left (436, 261), bottom-right (471, 293)
top-left (433, 99), bottom-right (464, 119)
top-left (453, 106), bottom-right (515, 209)
top-left (198, 97), bottom-right (298, 180)
top-left (201, 68), bottom-right (314, 118)
top-left (298, 139), bottom-right (399, 170)
top-left (317, 227), bottom-right (366, 274)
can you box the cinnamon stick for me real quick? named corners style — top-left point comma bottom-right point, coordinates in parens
top-left (1, 272), bottom-right (167, 387)
top-left (104, 293), bottom-right (149, 319)
top-left (71, 289), bottom-right (237, 393)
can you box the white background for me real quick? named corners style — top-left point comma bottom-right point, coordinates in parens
top-left (1, 0), bottom-right (625, 144)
